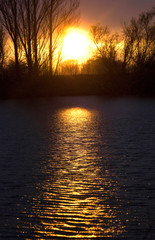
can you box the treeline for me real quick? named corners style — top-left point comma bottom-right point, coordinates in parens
top-left (0, 3), bottom-right (155, 98)
top-left (61, 7), bottom-right (155, 76)
top-left (89, 7), bottom-right (155, 75)
top-left (59, 7), bottom-right (155, 97)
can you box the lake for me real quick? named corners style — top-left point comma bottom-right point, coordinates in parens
top-left (0, 96), bottom-right (155, 239)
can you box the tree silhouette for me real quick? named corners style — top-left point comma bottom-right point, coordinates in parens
top-left (0, 0), bottom-right (79, 76)
top-left (0, 25), bottom-right (5, 70)
top-left (122, 8), bottom-right (155, 71)
top-left (17, 0), bottom-right (49, 74)
top-left (0, 0), bottom-right (19, 73)
top-left (47, 0), bottom-right (79, 75)
top-left (90, 24), bottom-right (120, 73)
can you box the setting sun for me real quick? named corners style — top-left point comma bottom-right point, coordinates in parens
top-left (62, 29), bottom-right (89, 62)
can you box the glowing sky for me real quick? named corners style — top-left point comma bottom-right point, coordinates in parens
top-left (80, 0), bottom-right (154, 30)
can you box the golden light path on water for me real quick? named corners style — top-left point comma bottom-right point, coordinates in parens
top-left (21, 107), bottom-right (126, 238)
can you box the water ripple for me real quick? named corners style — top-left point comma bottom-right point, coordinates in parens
top-left (0, 98), bottom-right (155, 239)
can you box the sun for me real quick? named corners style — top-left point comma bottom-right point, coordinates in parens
top-left (62, 28), bottom-right (89, 62)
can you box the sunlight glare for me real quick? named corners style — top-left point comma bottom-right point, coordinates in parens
top-left (62, 29), bottom-right (89, 62)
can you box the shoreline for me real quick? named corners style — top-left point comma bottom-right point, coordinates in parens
top-left (0, 73), bottom-right (155, 100)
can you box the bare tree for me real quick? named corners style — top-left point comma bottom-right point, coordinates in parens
top-left (90, 23), bottom-right (119, 73)
top-left (32, 0), bottom-right (50, 72)
top-left (122, 20), bottom-right (136, 70)
top-left (90, 24), bottom-right (110, 59)
top-left (17, 0), bottom-right (49, 74)
top-left (0, 0), bottom-right (19, 72)
top-left (17, 0), bottom-right (33, 73)
top-left (0, 0), bottom-right (79, 76)
top-left (47, 0), bottom-right (79, 75)
top-left (122, 8), bottom-right (155, 70)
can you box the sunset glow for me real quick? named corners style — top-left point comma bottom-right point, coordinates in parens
top-left (62, 29), bottom-right (90, 62)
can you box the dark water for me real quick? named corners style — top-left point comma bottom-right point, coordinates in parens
top-left (0, 96), bottom-right (155, 239)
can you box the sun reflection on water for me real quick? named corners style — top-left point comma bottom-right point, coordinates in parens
top-left (59, 107), bottom-right (91, 125)
top-left (19, 107), bottom-right (126, 238)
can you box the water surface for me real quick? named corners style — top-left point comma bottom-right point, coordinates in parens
top-left (0, 97), bottom-right (155, 239)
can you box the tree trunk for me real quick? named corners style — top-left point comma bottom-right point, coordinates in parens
top-left (49, 0), bottom-right (53, 76)
top-left (14, 40), bottom-right (19, 72)
top-left (33, 0), bottom-right (38, 73)
top-left (27, 0), bottom-right (33, 74)
top-left (14, 0), bottom-right (19, 74)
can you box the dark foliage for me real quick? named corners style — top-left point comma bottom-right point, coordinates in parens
top-left (0, 69), bottom-right (154, 99)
